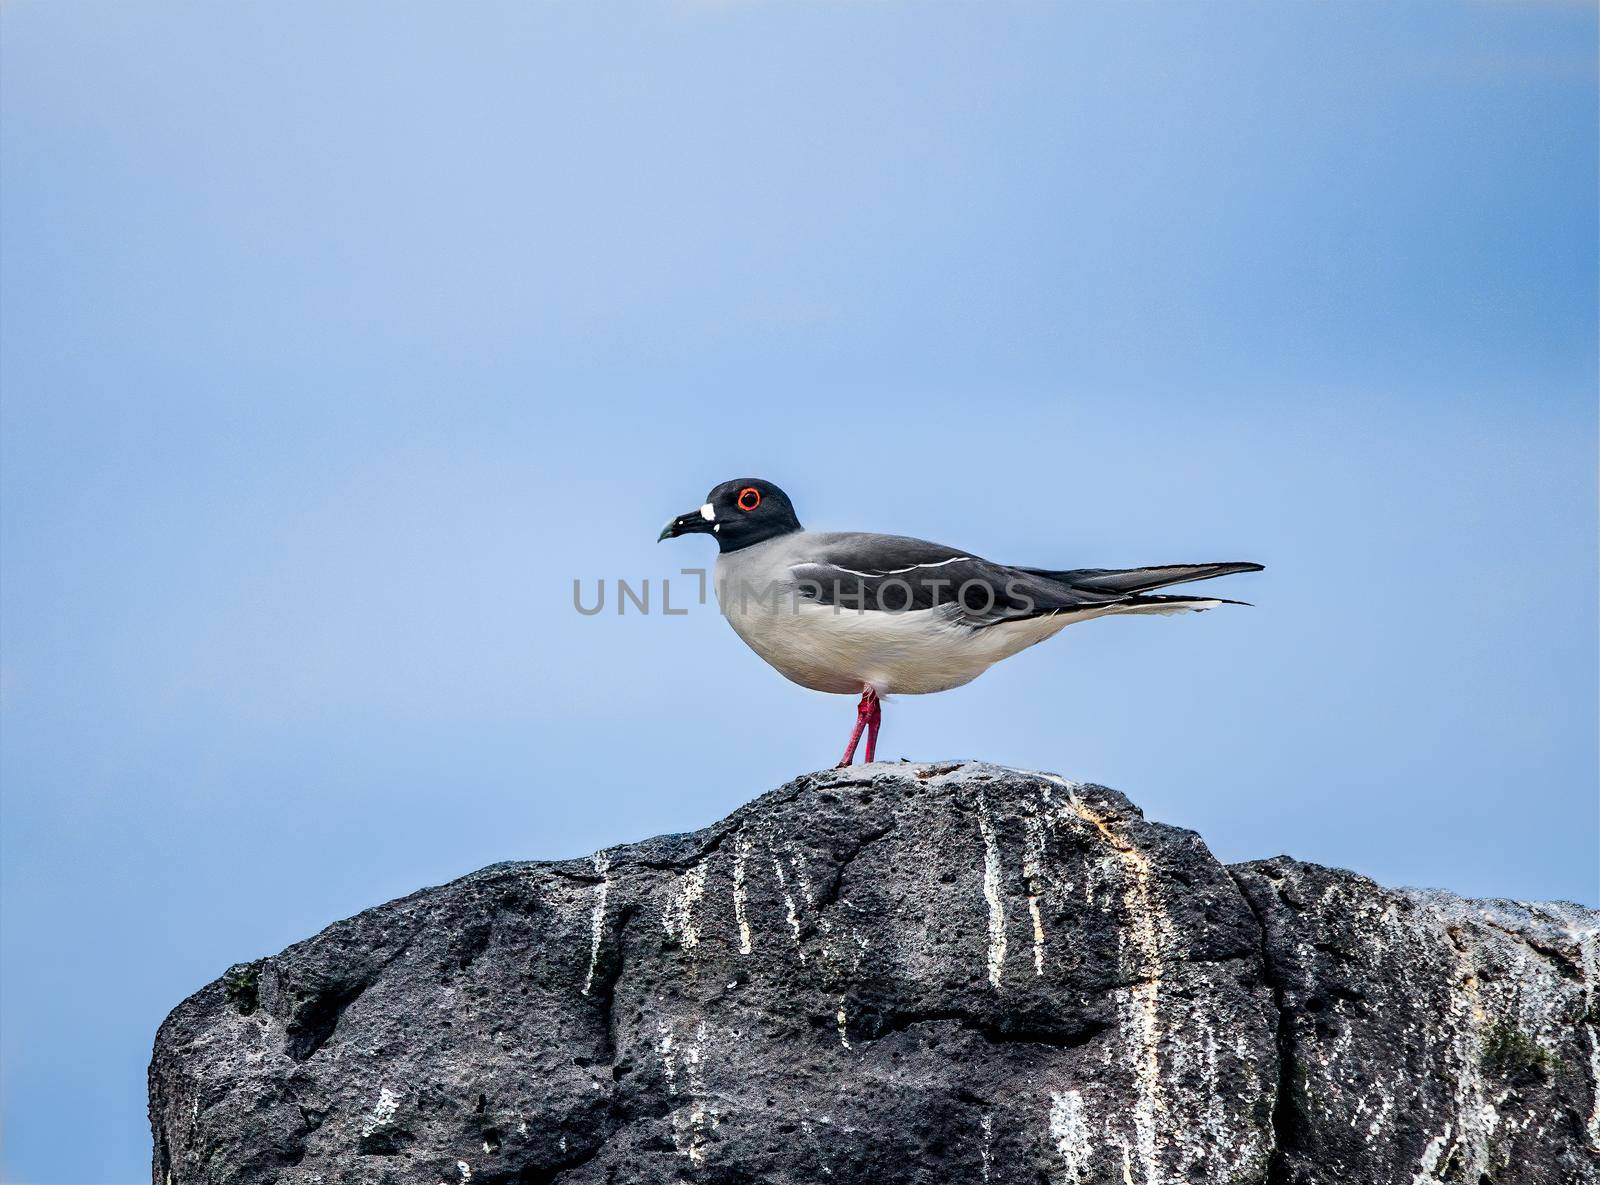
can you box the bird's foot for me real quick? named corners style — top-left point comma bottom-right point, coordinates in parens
top-left (863, 691), bottom-right (882, 764)
top-left (836, 686), bottom-right (882, 767)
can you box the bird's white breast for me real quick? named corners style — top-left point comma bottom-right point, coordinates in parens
top-left (713, 539), bottom-right (1081, 696)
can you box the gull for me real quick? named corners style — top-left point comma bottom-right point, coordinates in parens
top-left (660, 478), bottom-right (1261, 766)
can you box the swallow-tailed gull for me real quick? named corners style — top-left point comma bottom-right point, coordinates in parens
top-left (660, 478), bottom-right (1261, 766)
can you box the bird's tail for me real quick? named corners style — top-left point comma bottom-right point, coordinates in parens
top-left (1105, 592), bottom-right (1251, 615)
top-left (1021, 561), bottom-right (1264, 597)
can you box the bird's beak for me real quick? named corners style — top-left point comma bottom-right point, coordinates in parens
top-left (658, 505), bottom-right (715, 542)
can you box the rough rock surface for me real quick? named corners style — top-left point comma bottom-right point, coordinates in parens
top-left (1233, 861), bottom-right (1600, 1184)
top-left (149, 763), bottom-right (1599, 1185)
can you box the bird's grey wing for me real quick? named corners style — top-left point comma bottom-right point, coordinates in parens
top-left (788, 532), bottom-right (1120, 627)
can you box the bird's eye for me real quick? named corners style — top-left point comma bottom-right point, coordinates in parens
top-left (737, 487), bottom-right (761, 512)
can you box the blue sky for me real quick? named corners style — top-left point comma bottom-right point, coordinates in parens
top-left (2, 2), bottom-right (1595, 1181)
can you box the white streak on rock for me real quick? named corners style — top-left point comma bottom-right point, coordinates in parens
top-left (1410, 1124), bottom-right (1452, 1184)
top-left (581, 851), bottom-right (610, 995)
top-left (979, 1112), bottom-right (994, 1183)
top-left (1568, 920), bottom-right (1600, 1150)
top-left (733, 834), bottom-right (753, 955)
top-left (360, 1086), bottom-right (400, 1138)
top-left (657, 1022), bottom-right (679, 1094)
top-left (1066, 792), bottom-right (1168, 1185)
top-left (1023, 813), bottom-right (1048, 976)
top-left (1123, 982), bottom-right (1162, 1185)
top-left (662, 861), bottom-right (708, 950)
top-left (785, 845), bottom-right (818, 907)
top-left (784, 845), bottom-right (843, 965)
top-left (1437, 940), bottom-right (1502, 1180)
top-left (658, 1019), bottom-right (718, 1167)
top-left (1048, 1090), bottom-right (1091, 1184)
top-left (977, 790), bottom-right (1008, 988)
top-left (772, 855), bottom-right (807, 963)
top-left (683, 1021), bottom-right (719, 1166)
top-left (836, 1001), bottom-right (852, 1050)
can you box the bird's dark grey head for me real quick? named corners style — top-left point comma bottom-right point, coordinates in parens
top-left (657, 478), bottom-right (802, 553)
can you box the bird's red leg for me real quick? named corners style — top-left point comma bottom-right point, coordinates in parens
top-left (863, 690), bottom-right (882, 763)
top-left (836, 687), bottom-right (878, 767)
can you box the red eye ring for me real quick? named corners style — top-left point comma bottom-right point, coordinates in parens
top-left (737, 487), bottom-right (761, 512)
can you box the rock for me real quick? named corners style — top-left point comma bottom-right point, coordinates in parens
top-left (148, 762), bottom-right (1599, 1184)
top-left (1232, 860), bottom-right (1600, 1185)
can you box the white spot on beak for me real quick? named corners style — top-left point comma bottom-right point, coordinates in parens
top-left (699, 503), bottom-right (715, 521)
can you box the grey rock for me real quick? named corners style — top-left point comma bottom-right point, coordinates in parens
top-left (148, 763), bottom-right (1599, 1184)
top-left (1232, 859), bottom-right (1600, 1185)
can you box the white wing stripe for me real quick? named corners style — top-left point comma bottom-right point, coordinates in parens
top-left (810, 556), bottom-right (974, 578)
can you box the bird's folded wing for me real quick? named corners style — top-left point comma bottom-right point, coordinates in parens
top-left (787, 533), bottom-right (1120, 627)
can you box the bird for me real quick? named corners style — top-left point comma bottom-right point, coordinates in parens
top-left (659, 477), bottom-right (1262, 767)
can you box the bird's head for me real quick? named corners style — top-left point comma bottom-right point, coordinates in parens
top-left (658, 478), bottom-right (802, 553)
